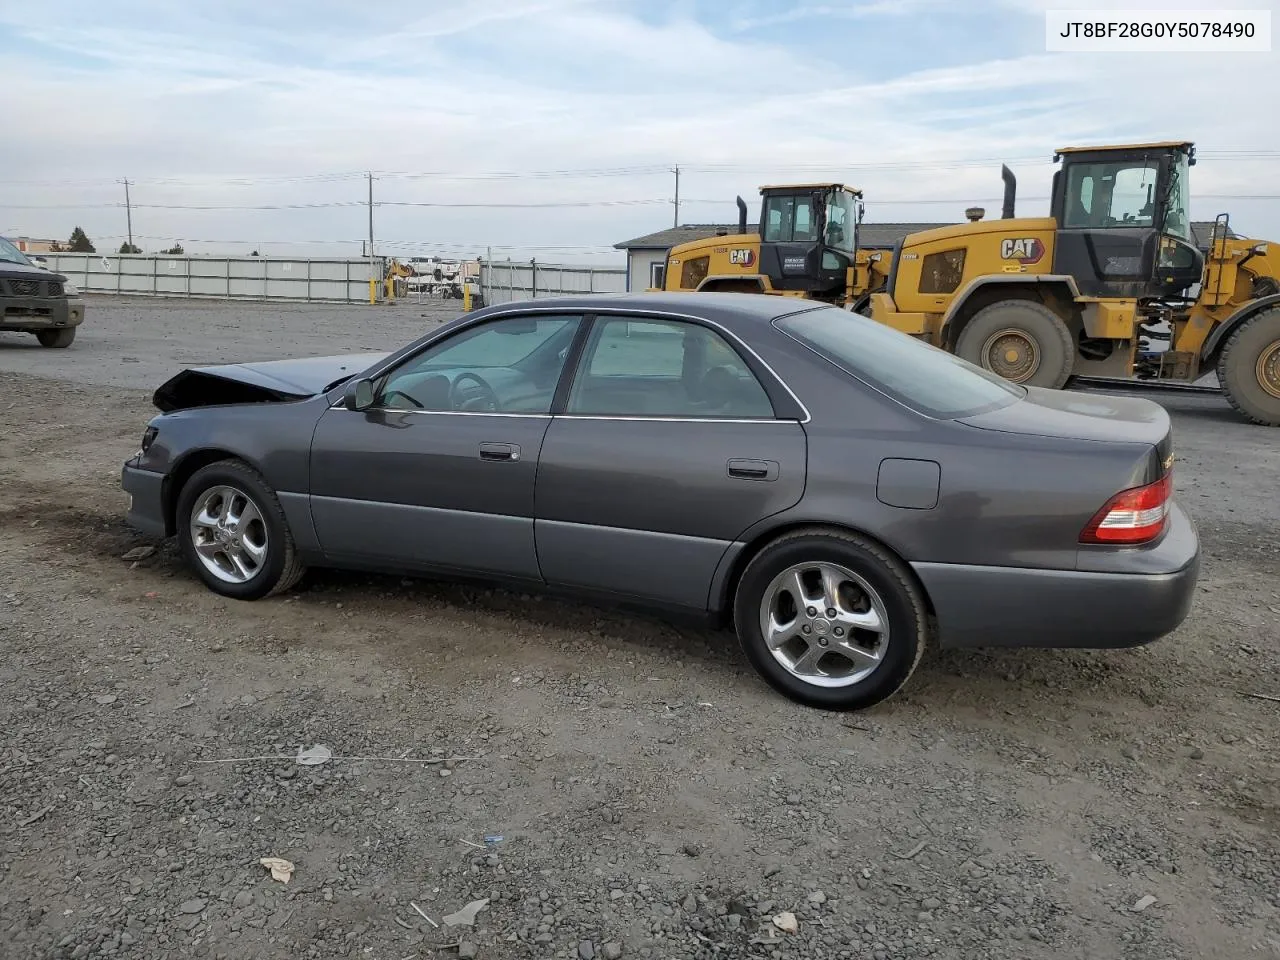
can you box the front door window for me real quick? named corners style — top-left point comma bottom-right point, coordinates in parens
top-left (376, 314), bottom-right (581, 413)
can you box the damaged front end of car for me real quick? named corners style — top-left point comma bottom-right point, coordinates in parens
top-left (150, 353), bottom-right (389, 412)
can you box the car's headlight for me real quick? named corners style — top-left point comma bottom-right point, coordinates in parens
top-left (63, 282), bottom-right (79, 297)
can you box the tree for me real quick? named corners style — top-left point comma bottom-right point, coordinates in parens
top-left (160, 244), bottom-right (184, 255)
top-left (67, 227), bottom-right (95, 253)
top-left (250, 250), bottom-right (259, 257)
top-left (118, 241), bottom-right (141, 254)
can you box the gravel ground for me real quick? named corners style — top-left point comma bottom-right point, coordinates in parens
top-left (1, 296), bottom-right (1278, 960)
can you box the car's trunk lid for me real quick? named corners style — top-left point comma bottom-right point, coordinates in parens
top-left (959, 386), bottom-right (1174, 478)
top-left (153, 353), bottom-right (388, 412)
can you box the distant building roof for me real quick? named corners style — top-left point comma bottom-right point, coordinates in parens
top-left (615, 224), bottom-right (759, 250)
top-left (618, 220), bottom-right (1232, 253)
top-left (858, 223), bottom-right (948, 248)
top-left (615, 222), bottom-right (948, 252)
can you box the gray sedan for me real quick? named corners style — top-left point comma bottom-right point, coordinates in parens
top-left (121, 292), bottom-right (1199, 710)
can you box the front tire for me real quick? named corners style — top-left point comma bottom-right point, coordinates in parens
top-left (36, 327), bottom-right (76, 348)
top-left (955, 300), bottom-right (1074, 388)
top-left (733, 528), bottom-right (928, 710)
top-left (175, 459), bottom-right (306, 600)
top-left (1217, 307), bottom-right (1280, 427)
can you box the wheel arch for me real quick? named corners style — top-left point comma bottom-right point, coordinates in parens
top-left (938, 275), bottom-right (1080, 351)
top-left (710, 520), bottom-right (936, 629)
top-left (1199, 294), bottom-right (1280, 370)
top-left (162, 448), bottom-right (260, 535)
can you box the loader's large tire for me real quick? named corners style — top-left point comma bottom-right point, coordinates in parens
top-left (1217, 307), bottom-right (1280, 427)
top-left (955, 300), bottom-right (1075, 389)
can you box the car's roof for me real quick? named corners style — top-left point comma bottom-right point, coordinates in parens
top-left (474, 291), bottom-right (824, 329)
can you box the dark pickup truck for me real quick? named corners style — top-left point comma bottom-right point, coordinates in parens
top-left (1, 237), bottom-right (85, 347)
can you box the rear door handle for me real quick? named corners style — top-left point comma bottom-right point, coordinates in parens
top-left (727, 458), bottom-right (778, 481)
top-left (479, 442), bottom-right (521, 462)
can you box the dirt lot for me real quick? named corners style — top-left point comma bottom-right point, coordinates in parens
top-left (1, 296), bottom-right (1278, 960)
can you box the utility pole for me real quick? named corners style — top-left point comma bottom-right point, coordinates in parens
top-left (367, 171), bottom-right (376, 300)
top-left (672, 165), bottom-right (680, 228)
top-left (121, 179), bottom-right (134, 251)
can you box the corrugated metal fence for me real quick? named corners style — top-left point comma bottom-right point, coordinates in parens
top-left (37, 253), bottom-right (629, 306)
top-left (40, 253), bottom-right (382, 303)
top-left (479, 260), bottom-right (627, 304)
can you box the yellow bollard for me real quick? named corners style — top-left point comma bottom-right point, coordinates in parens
top-left (368, 278), bottom-right (376, 304)
top-left (463, 283), bottom-right (472, 312)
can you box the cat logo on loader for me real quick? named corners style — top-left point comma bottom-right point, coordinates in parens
top-left (1000, 237), bottom-right (1044, 264)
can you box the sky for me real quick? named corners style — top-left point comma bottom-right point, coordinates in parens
top-left (2, 0), bottom-right (1278, 263)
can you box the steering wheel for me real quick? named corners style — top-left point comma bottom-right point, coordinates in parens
top-left (382, 389), bottom-right (424, 409)
top-left (449, 372), bottom-right (500, 412)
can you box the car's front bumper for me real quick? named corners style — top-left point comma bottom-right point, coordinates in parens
top-left (121, 459), bottom-right (168, 538)
top-left (913, 502), bottom-right (1200, 649)
top-left (0, 296), bottom-right (84, 331)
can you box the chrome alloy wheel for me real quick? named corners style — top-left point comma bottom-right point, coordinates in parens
top-left (758, 561), bottom-right (888, 688)
top-left (189, 485), bottom-right (269, 584)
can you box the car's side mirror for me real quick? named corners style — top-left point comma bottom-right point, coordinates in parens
top-left (344, 378), bottom-right (375, 411)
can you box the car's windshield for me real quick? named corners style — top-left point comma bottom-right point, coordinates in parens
top-left (823, 189), bottom-right (858, 254)
top-left (0, 236), bottom-right (32, 266)
top-left (775, 306), bottom-right (1024, 419)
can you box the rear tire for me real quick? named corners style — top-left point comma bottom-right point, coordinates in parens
top-left (733, 528), bottom-right (928, 711)
top-left (175, 459), bottom-right (306, 600)
top-left (36, 327), bottom-right (76, 348)
top-left (1217, 307), bottom-right (1280, 427)
top-left (955, 300), bottom-right (1074, 388)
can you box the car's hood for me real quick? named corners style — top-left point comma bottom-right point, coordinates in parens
top-left (959, 385), bottom-right (1173, 470)
top-left (153, 352), bottom-right (389, 412)
top-left (0, 260), bottom-right (65, 282)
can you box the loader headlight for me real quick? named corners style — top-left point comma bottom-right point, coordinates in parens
top-left (63, 282), bottom-right (79, 297)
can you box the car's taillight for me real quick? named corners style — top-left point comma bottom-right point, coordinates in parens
top-left (1080, 472), bottom-right (1172, 545)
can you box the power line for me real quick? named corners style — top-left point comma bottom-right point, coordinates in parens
top-left (83, 232), bottom-right (622, 253)
top-left (377, 199), bottom-right (674, 209)
top-left (2, 198), bottom-right (682, 210)
top-left (3, 152), bottom-right (1280, 188)
top-left (12, 194), bottom-right (1280, 213)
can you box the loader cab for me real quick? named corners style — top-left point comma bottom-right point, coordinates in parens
top-left (1050, 141), bottom-right (1204, 299)
top-left (756, 183), bottom-right (863, 297)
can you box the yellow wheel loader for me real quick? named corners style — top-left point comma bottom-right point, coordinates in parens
top-left (865, 142), bottom-right (1280, 425)
top-left (659, 184), bottom-right (890, 306)
top-left (383, 258), bottom-right (415, 299)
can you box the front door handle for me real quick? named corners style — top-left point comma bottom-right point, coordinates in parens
top-left (727, 458), bottom-right (778, 481)
top-left (479, 442), bottom-right (521, 462)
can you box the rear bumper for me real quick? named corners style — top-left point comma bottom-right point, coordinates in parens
top-left (121, 460), bottom-right (169, 538)
top-left (0, 296), bottom-right (84, 331)
top-left (913, 503), bottom-right (1200, 649)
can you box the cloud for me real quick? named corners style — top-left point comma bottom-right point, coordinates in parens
top-left (728, 0), bottom-right (951, 31)
top-left (1, 0), bottom-right (1278, 261)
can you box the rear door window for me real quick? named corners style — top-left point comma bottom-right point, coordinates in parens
top-left (566, 316), bottom-right (776, 419)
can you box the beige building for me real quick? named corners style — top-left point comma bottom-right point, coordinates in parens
top-left (11, 237), bottom-right (61, 253)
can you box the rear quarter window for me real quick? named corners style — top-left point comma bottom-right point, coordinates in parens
top-left (774, 306), bottom-right (1024, 419)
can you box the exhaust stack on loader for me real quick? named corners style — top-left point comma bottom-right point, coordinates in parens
top-left (1001, 164), bottom-right (1016, 219)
